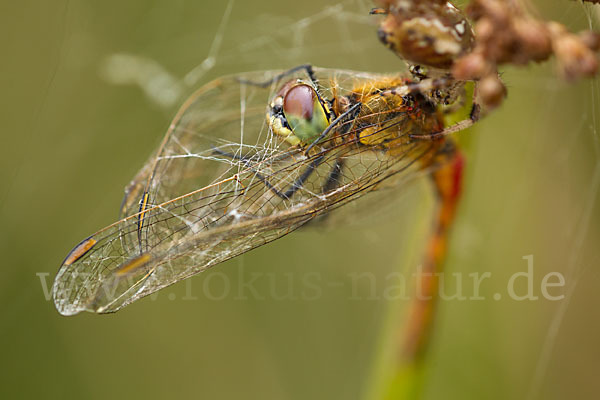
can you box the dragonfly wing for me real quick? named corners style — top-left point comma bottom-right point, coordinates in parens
top-left (52, 68), bottom-right (437, 315)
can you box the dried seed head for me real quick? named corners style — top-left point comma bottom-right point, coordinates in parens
top-left (512, 18), bottom-right (552, 62)
top-left (479, 74), bottom-right (506, 109)
top-left (474, 17), bottom-right (495, 43)
top-left (579, 30), bottom-right (600, 52)
top-left (550, 23), bottom-right (599, 80)
top-left (468, 0), bottom-right (511, 27)
top-left (374, 0), bottom-right (475, 69)
top-left (452, 51), bottom-right (488, 80)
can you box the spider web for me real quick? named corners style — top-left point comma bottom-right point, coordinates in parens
top-left (523, 4), bottom-right (600, 399)
top-left (54, 64), bottom-right (441, 315)
top-left (94, 0), bottom-right (600, 399)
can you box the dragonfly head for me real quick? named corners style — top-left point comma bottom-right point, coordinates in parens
top-left (268, 80), bottom-right (332, 146)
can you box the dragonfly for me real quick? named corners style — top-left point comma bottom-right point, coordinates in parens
top-left (52, 64), bottom-right (472, 316)
top-left (52, 6), bottom-right (481, 372)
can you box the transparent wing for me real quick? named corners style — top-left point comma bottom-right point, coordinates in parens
top-left (52, 68), bottom-right (437, 315)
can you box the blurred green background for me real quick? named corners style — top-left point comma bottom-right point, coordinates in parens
top-left (1, 0), bottom-right (599, 399)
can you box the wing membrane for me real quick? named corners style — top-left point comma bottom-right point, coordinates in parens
top-left (52, 68), bottom-right (436, 315)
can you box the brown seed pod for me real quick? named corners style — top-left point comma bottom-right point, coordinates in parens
top-left (374, 0), bottom-right (475, 69)
top-left (452, 51), bottom-right (489, 80)
top-left (478, 73), bottom-right (506, 109)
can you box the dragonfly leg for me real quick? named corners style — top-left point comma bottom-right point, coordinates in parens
top-left (376, 76), bottom-right (483, 141)
top-left (410, 102), bottom-right (481, 140)
top-left (237, 64), bottom-right (319, 88)
top-left (373, 73), bottom-right (483, 141)
top-left (322, 158), bottom-right (345, 194)
top-left (212, 146), bottom-right (325, 200)
top-left (279, 155), bottom-right (324, 199)
top-left (304, 102), bottom-right (362, 155)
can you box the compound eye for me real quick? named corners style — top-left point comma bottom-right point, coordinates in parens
top-left (282, 84), bottom-right (330, 143)
top-left (283, 84), bottom-right (318, 119)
